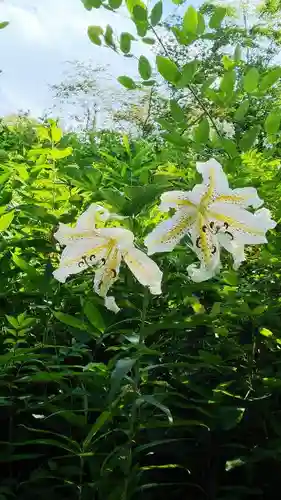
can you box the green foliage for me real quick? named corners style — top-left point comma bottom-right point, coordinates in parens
top-left (118, 75), bottom-right (137, 89)
top-left (156, 56), bottom-right (181, 83)
top-left (138, 55), bottom-right (152, 80)
top-left (3, 1), bottom-right (281, 500)
top-left (183, 6), bottom-right (198, 34)
top-left (150, 1), bottom-right (162, 27)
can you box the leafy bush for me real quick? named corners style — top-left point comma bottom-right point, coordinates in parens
top-left (1, 2), bottom-right (281, 500)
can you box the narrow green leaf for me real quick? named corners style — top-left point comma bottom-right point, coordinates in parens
top-left (197, 12), bottom-right (205, 34)
top-left (177, 60), bottom-right (198, 87)
top-left (243, 67), bottom-right (259, 93)
top-left (221, 138), bottom-right (238, 158)
top-left (84, 302), bottom-right (105, 332)
top-left (118, 75), bottom-right (137, 89)
top-left (12, 254), bottom-right (39, 278)
top-left (0, 210), bottom-right (14, 231)
top-left (138, 55), bottom-right (152, 80)
top-left (194, 117), bottom-right (209, 143)
top-left (150, 1), bottom-right (162, 26)
top-left (83, 411), bottom-right (112, 450)
top-left (170, 100), bottom-right (185, 122)
top-left (259, 67), bottom-right (281, 91)
top-left (136, 395), bottom-right (173, 424)
top-left (156, 118), bottom-right (174, 132)
top-left (156, 56), bottom-right (181, 84)
top-left (264, 111), bottom-right (281, 135)
top-left (209, 7), bottom-right (226, 29)
top-left (109, 358), bottom-right (136, 400)
top-left (234, 45), bottom-right (241, 61)
top-left (183, 6), bottom-right (198, 34)
top-left (0, 22), bottom-right (9, 29)
top-left (53, 311), bottom-right (89, 331)
top-left (234, 100), bottom-right (249, 121)
top-left (220, 70), bottom-right (235, 95)
top-left (239, 126), bottom-right (259, 151)
top-left (51, 126), bottom-right (62, 144)
top-left (162, 131), bottom-right (189, 146)
top-left (5, 316), bottom-right (19, 329)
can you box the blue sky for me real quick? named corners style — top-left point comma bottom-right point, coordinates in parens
top-left (0, 0), bottom-right (202, 118)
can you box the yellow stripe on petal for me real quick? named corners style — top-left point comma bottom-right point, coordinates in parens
top-left (208, 210), bottom-right (265, 236)
top-left (123, 246), bottom-right (162, 294)
top-left (214, 194), bottom-right (247, 204)
top-left (159, 191), bottom-right (196, 212)
top-left (200, 167), bottom-right (216, 207)
top-left (145, 209), bottom-right (196, 255)
top-left (197, 214), bottom-right (213, 265)
top-left (94, 245), bottom-right (121, 298)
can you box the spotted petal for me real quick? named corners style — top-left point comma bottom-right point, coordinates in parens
top-left (213, 187), bottom-right (263, 209)
top-left (194, 158), bottom-right (229, 205)
top-left (159, 190), bottom-right (195, 212)
top-left (53, 237), bottom-right (108, 283)
top-left (208, 203), bottom-right (276, 245)
top-left (54, 223), bottom-right (99, 246)
top-left (145, 208), bottom-right (196, 255)
top-left (76, 204), bottom-right (111, 230)
top-left (99, 227), bottom-right (134, 249)
top-left (94, 246), bottom-right (121, 298)
top-left (218, 233), bottom-right (246, 270)
top-left (123, 246), bottom-right (162, 295)
top-left (189, 215), bottom-right (221, 275)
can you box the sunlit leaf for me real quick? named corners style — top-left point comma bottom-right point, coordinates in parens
top-left (0, 210), bottom-right (14, 231)
top-left (156, 56), bottom-right (181, 83)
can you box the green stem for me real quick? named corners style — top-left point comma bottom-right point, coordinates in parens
top-left (122, 290), bottom-right (149, 500)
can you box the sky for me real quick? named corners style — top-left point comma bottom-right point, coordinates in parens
top-left (0, 0), bottom-right (196, 119)
top-left (0, 0), bottom-right (260, 120)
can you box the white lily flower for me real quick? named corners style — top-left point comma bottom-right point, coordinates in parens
top-left (145, 158), bottom-right (276, 282)
top-left (53, 204), bottom-right (162, 312)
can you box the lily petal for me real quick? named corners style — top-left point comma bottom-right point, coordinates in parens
top-left (99, 227), bottom-right (135, 249)
top-left (214, 187), bottom-right (263, 208)
top-left (218, 233), bottom-right (246, 270)
top-left (94, 246), bottom-right (121, 298)
top-left (159, 190), bottom-right (195, 212)
top-left (189, 215), bottom-right (221, 271)
top-left (123, 246), bottom-right (162, 295)
top-left (76, 204), bottom-right (110, 230)
top-left (145, 209), bottom-right (196, 255)
top-left (208, 203), bottom-right (276, 245)
top-left (53, 237), bottom-right (108, 283)
top-left (54, 223), bottom-right (99, 246)
top-left (104, 296), bottom-right (120, 314)
top-left (196, 158), bottom-right (229, 204)
top-left (187, 262), bottom-right (220, 282)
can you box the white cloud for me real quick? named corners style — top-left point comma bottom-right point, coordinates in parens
top-left (0, 0), bottom-right (139, 116)
top-left (0, 0), bottom-right (198, 118)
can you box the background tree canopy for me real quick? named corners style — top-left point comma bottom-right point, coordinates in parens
top-left (1, 1), bottom-right (281, 499)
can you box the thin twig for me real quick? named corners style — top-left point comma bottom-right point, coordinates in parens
top-left (142, 87), bottom-right (153, 134)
